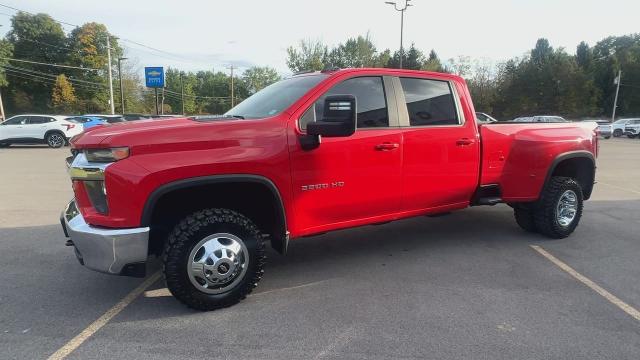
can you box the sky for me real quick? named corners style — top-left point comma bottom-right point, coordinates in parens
top-left (1, 0), bottom-right (639, 76)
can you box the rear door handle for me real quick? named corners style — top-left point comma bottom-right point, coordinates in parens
top-left (375, 142), bottom-right (399, 151)
top-left (456, 138), bottom-right (475, 146)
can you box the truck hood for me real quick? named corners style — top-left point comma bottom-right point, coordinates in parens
top-left (70, 115), bottom-right (286, 156)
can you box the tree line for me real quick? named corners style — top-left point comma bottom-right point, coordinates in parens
top-left (285, 35), bottom-right (640, 120)
top-left (0, 11), bottom-right (638, 120)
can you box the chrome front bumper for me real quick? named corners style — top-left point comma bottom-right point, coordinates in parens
top-left (61, 200), bottom-right (150, 277)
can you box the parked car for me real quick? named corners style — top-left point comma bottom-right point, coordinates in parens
top-left (476, 112), bottom-right (498, 123)
top-left (582, 120), bottom-right (612, 139)
top-left (513, 115), bottom-right (569, 123)
top-left (151, 114), bottom-right (182, 119)
top-left (123, 113), bottom-right (152, 121)
top-left (84, 114), bottom-right (126, 124)
top-left (612, 118), bottom-right (636, 137)
top-left (63, 68), bottom-right (598, 311)
top-left (66, 116), bottom-right (108, 130)
top-left (0, 114), bottom-right (83, 148)
top-left (624, 119), bottom-right (640, 138)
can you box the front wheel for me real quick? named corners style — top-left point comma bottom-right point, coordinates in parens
top-left (46, 132), bottom-right (65, 148)
top-left (627, 134), bottom-right (637, 139)
top-left (163, 208), bottom-right (265, 311)
top-left (533, 177), bottom-right (583, 239)
top-left (613, 129), bottom-right (623, 137)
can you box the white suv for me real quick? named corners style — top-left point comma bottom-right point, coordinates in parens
top-left (0, 114), bottom-right (83, 148)
top-left (624, 119), bottom-right (640, 138)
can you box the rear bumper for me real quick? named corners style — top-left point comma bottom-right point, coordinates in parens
top-left (61, 200), bottom-right (149, 277)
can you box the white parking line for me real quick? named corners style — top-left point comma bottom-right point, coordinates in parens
top-left (530, 245), bottom-right (640, 322)
top-left (47, 271), bottom-right (162, 360)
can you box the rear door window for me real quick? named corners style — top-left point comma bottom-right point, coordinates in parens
top-left (399, 77), bottom-right (459, 126)
top-left (27, 116), bottom-right (52, 124)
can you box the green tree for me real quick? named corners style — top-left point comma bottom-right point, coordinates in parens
top-left (422, 50), bottom-right (446, 72)
top-left (286, 39), bottom-right (327, 72)
top-left (0, 40), bottom-right (14, 87)
top-left (6, 12), bottom-right (67, 113)
top-left (327, 35), bottom-right (378, 68)
top-left (51, 74), bottom-right (77, 113)
top-left (67, 23), bottom-right (122, 113)
top-left (242, 66), bottom-right (281, 94)
top-left (388, 43), bottom-right (425, 70)
top-left (576, 41), bottom-right (593, 70)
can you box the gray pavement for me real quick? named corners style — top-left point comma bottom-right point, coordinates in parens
top-left (0, 139), bottom-right (639, 359)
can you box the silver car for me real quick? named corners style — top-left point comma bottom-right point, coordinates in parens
top-left (512, 115), bottom-right (569, 123)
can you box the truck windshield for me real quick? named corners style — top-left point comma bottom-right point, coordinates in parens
top-left (224, 74), bottom-right (328, 119)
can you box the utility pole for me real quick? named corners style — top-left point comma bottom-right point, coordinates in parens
top-left (180, 73), bottom-right (185, 115)
top-left (229, 65), bottom-right (235, 108)
top-left (385, 0), bottom-right (412, 69)
top-left (106, 35), bottom-right (115, 115)
top-left (117, 57), bottom-right (127, 115)
top-left (161, 87), bottom-right (165, 115)
top-left (611, 70), bottom-right (621, 122)
top-left (0, 88), bottom-right (5, 122)
top-left (154, 88), bottom-right (159, 115)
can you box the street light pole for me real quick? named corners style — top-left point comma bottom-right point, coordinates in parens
top-left (385, 0), bottom-right (412, 69)
top-left (117, 57), bottom-right (127, 115)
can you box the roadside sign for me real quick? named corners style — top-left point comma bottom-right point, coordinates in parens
top-left (145, 67), bottom-right (164, 88)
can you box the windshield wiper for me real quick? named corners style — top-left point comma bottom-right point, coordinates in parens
top-left (223, 114), bottom-right (245, 119)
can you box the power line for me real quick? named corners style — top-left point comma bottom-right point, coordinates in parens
top-left (0, 64), bottom-right (107, 87)
top-left (0, 56), bottom-right (101, 71)
top-left (0, 3), bottom-right (78, 28)
top-left (0, 13), bottom-right (79, 52)
top-left (0, 3), bottom-right (218, 66)
top-left (3, 69), bottom-right (107, 92)
top-left (2, 68), bottom-right (105, 90)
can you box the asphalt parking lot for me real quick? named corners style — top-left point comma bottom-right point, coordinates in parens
top-left (1, 139), bottom-right (639, 359)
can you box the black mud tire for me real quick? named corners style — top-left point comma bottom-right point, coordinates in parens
top-left (0, 143), bottom-right (9, 148)
top-left (613, 129), bottom-right (623, 137)
top-left (163, 208), bottom-right (265, 311)
top-left (514, 204), bottom-right (537, 233)
top-left (604, 136), bottom-right (611, 139)
top-left (533, 177), bottom-right (583, 239)
top-left (627, 134), bottom-right (636, 139)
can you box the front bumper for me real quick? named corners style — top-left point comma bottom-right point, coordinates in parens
top-left (61, 200), bottom-right (150, 277)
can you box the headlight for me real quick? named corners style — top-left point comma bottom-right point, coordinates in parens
top-left (84, 147), bottom-right (129, 162)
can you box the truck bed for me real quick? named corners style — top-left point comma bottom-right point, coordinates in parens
top-left (479, 122), bottom-right (597, 202)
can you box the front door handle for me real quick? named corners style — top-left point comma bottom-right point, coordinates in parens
top-left (456, 138), bottom-right (475, 146)
top-left (375, 142), bottom-right (400, 151)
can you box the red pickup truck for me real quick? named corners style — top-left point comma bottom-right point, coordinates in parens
top-left (62, 68), bottom-right (598, 310)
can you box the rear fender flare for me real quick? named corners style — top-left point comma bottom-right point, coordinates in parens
top-left (543, 151), bottom-right (595, 200)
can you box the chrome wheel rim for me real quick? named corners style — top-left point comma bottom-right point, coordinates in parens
top-left (48, 134), bottom-right (64, 147)
top-left (556, 190), bottom-right (578, 227)
top-left (187, 233), bottom-right (249, 294)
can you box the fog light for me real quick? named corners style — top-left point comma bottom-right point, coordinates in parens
top-left (84, 180), bottom-right (108, 214)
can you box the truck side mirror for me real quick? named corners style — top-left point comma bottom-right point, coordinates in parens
top-left (300, 95), bottom-right (357, 150)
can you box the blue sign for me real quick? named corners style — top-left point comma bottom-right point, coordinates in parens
top-left (145, 67), bottom-right (164, 88)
